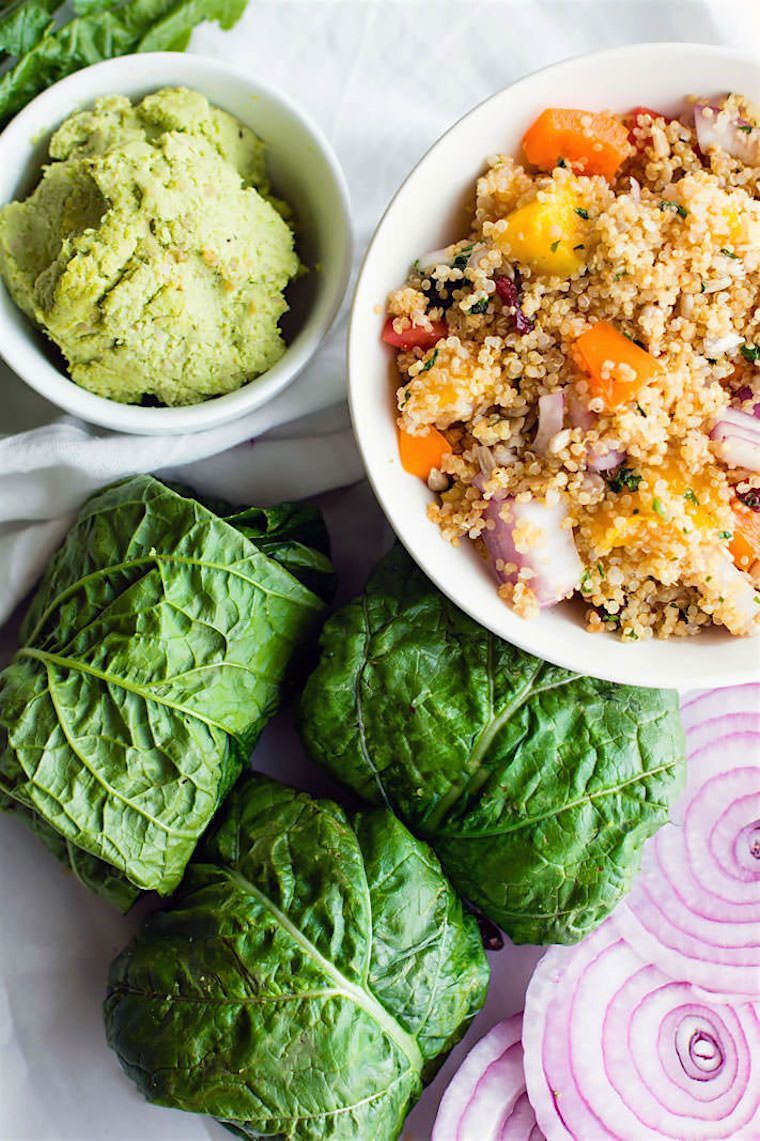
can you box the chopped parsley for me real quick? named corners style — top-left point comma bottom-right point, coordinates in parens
top-left (468, 297), bottom-right (489, 314)
top-left (720, 247), bottom-right (739, 259)
top-left (606, 466), bottom-right (643, 493)
top-left (636, 402), bottom-right (647, 415)
top-left (599, 608), bottom-right (621, 627)
top-left (573, 243), bottom-right (585, 250)
top-left (738, 124), bottom-right (753, 134)
top-left (597, 563), bottom-right (605, 577)
top-left (557, 157), bottom-right (567, 168)
top-left (659, 199), bottom-right (688, 218)
top-left (718, 530), bottom-right (733, 540)
top-left (614, 270), bottom-right (627, 281)
top-left (575, 207), bottom-right (590, 220)
top-left (550, 240), bottom-right (560, 253)
top-left (451, 244), bottom-right (474, 271)
top-left (420, 349), bottom-right (439, 373)
top-left (740, 343), bottom-right (760, 364)
top-left (580, 571), bottom-right (593, 595)
top-left (652, 497), bottom-right (666, 517)
top-left (684, 488), bottom-right (699, 506)
top-left (699, 280), bottom-right (706, 293)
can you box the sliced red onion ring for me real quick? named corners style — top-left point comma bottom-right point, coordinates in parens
top-left (680, 684), bottom-right (760, 732)
top-left (615, 686), bottom-right (760, 997)
top-left (479, 495), bottom-right (583, 607)
top-left (533, 392), bottom-right (565, 456)
top-left (432, 1014), bottom-right (544, 1141)
top-left (523, 920), bottom-right (760, 1140)
top-left (695, 101), bottom-right (759, 166)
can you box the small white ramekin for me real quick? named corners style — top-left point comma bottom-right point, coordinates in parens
top-left (0, 52), bottom-right (352, 435)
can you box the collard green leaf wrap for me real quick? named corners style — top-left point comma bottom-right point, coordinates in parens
top-left (299, 545), bottom-right (686, 945)
top-left (104, 773), bottom-right (489, 1140)
top-left (0, 475), bottom-right (330, 905)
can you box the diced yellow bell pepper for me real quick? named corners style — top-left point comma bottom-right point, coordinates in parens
top-left (496, 186), bottom-right (585, 277)
top-left (589, 456), bottom-right (725, 556)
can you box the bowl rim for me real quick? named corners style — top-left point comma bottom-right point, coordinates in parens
top-left (348, 40), bottom-right (760, 689)
top-left (0, 51), bottom-right (353, 435)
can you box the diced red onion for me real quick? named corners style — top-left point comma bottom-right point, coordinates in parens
top-left (587, 447), bottom-right (625, 472)
top-left (523, 919), bottom-right (760, 1140)
top-left (480, 496), bottom-right (583, 607)
top-left (628, 176), bottom-right (641, 200)
top-left (567, 399), bottom-right (596, 432)
top-left (616, 685), bottom-right (760, 997)
top-left (712, 437), bottom-right (760, 473)
top-left (710, 406), bottom-right (760, 472)
top-left (495, 273), bottom-right (535, 334)
top-left (695, 101), bottom-right (759, 166)
top-left (532, 392), bottom-right (565, 456)
top-left (432, 1014), bottom-right (544, 1141)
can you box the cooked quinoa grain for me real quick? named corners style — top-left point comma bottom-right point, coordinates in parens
top-left (384, 95), bottom-right (760, 639)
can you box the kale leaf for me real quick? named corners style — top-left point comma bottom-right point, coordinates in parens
top-left (0, 0), bottom-right (249, 124)
top-left (0, 476), bottom-right (329, 903)
top-left (104, 773), bottom-right (489, 1139)
top-left (299, 545), bottom-right (686, 945)
top-left (0, 0), bottom-right (58, 57)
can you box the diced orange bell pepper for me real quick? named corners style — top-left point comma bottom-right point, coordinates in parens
top-left (522, 108), bottom-right (631, 179)
top-left (575, 322), bottom-right (661, 409)
top-left (729, 498), bottom-right (760, 570)
top-left (398, 426), bottom-right (450, 480)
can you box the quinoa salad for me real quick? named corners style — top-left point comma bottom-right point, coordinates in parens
top-left (383, 96), bottom-right (760, 641)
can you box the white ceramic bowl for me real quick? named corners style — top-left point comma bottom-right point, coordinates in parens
top-left (0, 52), bottom-right (352, 435)
top-left (349, 42), bottom-right (760, 689)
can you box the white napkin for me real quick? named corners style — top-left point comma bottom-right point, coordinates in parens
top-left (0, 314), bottom-right (367, 623)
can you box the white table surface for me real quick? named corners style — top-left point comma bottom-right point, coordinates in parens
top-left (2, 3), bottom-right (759, 1139)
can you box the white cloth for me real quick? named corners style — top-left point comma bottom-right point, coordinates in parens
top-left (1, 4), bottom-right (759, 1141)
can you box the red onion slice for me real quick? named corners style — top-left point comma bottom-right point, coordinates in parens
top-left (432, 1014), bottom-right (544, 1141)
top-left (681, 684), bottom-right (760, 732)
top-left (615, 686), bottom-right (760, 997)
top-left (523, 921), bottom-right (760, 1140)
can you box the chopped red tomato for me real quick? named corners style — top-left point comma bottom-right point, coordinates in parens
top-left (626, 106), bottom-right (673, 144)
top-left (382, 317), bottom-right (447, 351)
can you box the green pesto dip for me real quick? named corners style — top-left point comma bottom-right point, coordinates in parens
top-left (0, 87), bottom-right (300, 405)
